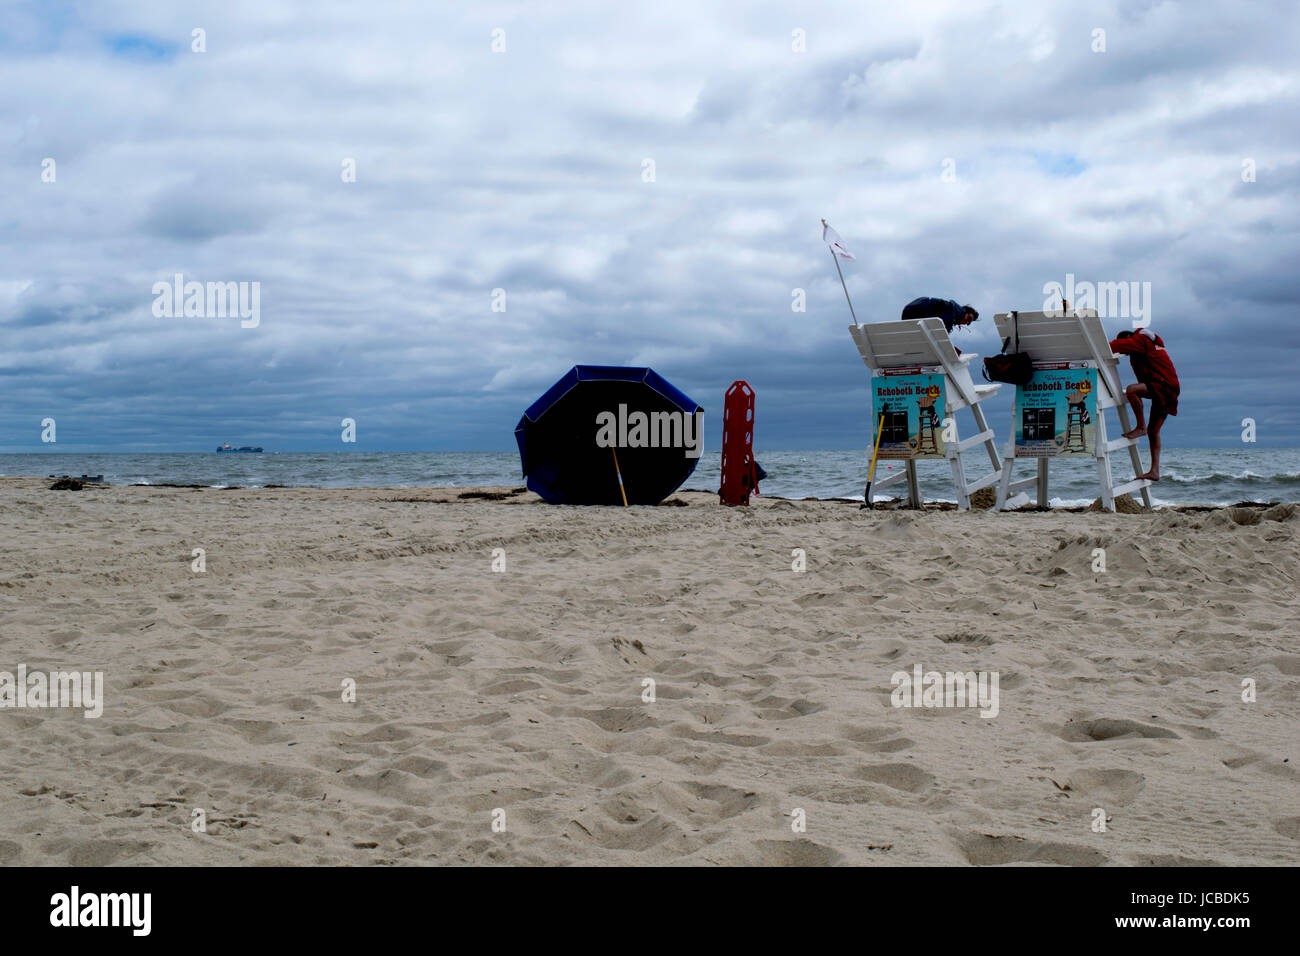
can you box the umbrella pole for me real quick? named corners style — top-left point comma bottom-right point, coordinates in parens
top-left (611, 447), bottom-right (628, 506)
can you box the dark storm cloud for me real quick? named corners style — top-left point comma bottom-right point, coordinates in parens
top-left (0, 0), bottom-right (1296, 454)
top-left (140, 182), bottom-right (274, 241)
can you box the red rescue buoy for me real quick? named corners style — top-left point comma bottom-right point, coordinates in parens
top-left (720, 381), bottom-right (757, 505)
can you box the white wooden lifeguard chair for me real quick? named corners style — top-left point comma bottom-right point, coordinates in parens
top-left (990, 309), bottom-right (1153, 512)
top-left (848, 317), bottom-right (1005, 509)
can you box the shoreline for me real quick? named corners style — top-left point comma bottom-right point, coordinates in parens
top-left (4, 475), bottom-right (1293, 514)
top-left (7, 446), bottom-right (1298, 510)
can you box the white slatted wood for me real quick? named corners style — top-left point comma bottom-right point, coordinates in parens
top-left (869, 470), bottom-right (908, 491)
top-left (956, 429), bottom-right (995, 452)
top-left (1113, 477), bottom-right (1153, 497)
top-left (963, 470), bottom-right (1004, 494)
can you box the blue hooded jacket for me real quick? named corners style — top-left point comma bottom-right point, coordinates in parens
top-left (900, 297), bottom-right (974, 333)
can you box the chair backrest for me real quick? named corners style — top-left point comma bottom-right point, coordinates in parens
top-left (850, 317), bottom-right (957, 371)
top-left (850, 317), bottom-right (983, 406)
top-left (993, 310), bottom-right (1125, 407)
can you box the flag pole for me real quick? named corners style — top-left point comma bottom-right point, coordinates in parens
top-left (822, 218), bottom-right (858, 326)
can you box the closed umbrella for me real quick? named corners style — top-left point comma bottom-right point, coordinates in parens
top-left (514, 365), bottom-right (704, 505)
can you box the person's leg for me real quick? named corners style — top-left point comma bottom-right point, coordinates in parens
top-left (1122, 383), bottom-right (1149, 439)
top-left (1138, 407), bottom-right (1167, 481)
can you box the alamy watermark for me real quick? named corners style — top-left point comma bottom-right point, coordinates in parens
top-left (0, 665), bottom-right (103, 718)
top-left (890, 664), bottom-right (999, 718)
top-left (152, 273), bottom-right (260, 328)
top-left (595, 405), bottom-right (703, 459)
top-left (1042, 273), bottom-right (1150, 327)
top-left (49, 886), bottom-right (150, 935)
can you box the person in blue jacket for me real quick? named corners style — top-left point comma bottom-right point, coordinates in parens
top-left (900, 297), bottom-right (978, 333)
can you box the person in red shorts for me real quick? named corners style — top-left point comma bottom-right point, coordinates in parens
top-left (1109, 327), bottom-right (1180, 482)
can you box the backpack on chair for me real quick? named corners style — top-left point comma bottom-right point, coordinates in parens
top-left (983, 310), bottom-right (1033, 385)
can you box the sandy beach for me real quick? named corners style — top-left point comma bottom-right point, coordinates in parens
top-left (0, 477), bottom-right (1296, 866)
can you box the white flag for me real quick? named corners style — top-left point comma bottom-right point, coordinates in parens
top-left (822, 222), bottom-right (856, 261)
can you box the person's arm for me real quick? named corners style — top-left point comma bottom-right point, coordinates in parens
top-left (940, 299), bottom-right (964, 332)
top-left (1109, 333), bottom-right (1148, 356)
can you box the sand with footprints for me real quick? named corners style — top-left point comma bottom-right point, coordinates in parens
top-left (0, 477), bottom-right (1296, 865)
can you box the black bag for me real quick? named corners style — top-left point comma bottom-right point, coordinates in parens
top-left (983, 311), bottom-right (1033, 385)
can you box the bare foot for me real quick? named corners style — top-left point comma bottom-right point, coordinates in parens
top-left (1138, 471), bottom-right (1160, 482)
top-left (1122, 426), bottom-right (1146, 439)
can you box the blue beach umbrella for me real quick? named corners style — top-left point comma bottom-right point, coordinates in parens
top-left (514, 365), bottom-right (704, 505)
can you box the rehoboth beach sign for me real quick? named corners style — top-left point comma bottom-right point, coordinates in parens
top-left (1014, 363), bottom-right (1098, 458)
top-left (871, 369), bottom-right (947, 460)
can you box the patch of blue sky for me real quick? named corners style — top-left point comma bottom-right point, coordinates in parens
top-left (105, 33), bottom-right (176, 62)
top-left (1029, 151), bottom-right (1086, 177)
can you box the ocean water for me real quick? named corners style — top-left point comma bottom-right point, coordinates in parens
top-left (4, 447), bottom-right (1299, 507)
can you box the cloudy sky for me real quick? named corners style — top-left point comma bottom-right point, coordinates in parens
top-left (2, 0), bottom-right (1297, 453)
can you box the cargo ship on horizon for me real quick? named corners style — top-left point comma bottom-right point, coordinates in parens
top-left (216, 442), bottom-right (263, 453)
